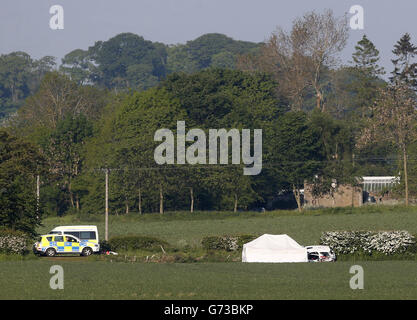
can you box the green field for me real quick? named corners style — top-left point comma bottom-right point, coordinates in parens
top-left (39, 206), bottom-right (417, 248)
top-left (0, 260), bottom-right (416, 299)
top-left (2, 206), bottom-right (417, 300)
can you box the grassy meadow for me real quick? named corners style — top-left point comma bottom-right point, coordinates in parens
top-left (38, 205), bottom-right (417, 248)
top-left (0, 260), bottom-right (416, 299)
top-left (1, 205), bottom-right (417, 300)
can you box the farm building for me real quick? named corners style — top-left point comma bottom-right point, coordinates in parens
top-left (303, 183), bottom-right (363, 208)
top-left (303, 176), bottom-right (400, 208)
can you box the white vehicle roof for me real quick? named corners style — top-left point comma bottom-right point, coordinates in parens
top-left (51, 225), bottom-right (98, 231)
top-left (306, 245), bottom-right (331, 252)
top-left (41, 233), bottom-right (80, 239)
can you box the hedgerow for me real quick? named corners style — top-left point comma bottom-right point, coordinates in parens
top-left (0, 229), bottom-right (31, 255)
top-left (202, 234), bottom-right (257, 251)
top-left (320, 231), bottom-right (416, 255)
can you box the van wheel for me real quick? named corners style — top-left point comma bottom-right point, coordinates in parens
top-left (82, 247), bottom-right (93, 257)
top-left (45, 248), bottom-right (56, 257)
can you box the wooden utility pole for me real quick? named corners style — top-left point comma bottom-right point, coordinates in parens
top-left (105, 169), bottom-right (109, 241)
top-left (403, 146), bottom-right (409, 206)
top-left (159, 185), bottom-right (163, 214)
top-left (190, 187), bottom-right (194, 213)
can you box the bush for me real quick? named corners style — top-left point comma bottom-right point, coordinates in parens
top-left (0, 229), bottom-right (31, 255)
top-left (202, 234), bottom-right (257, 251)
top-left (108, 235), bottom-right (169, 252)
top-left (320, 230), bottom-right (416, 255)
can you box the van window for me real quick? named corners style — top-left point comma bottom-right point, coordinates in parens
top-left (80, 231), bottom-right (96, 240)
top-left (65, 236), bottom-right (78, 243)
top-left (46, 236), bottom-right (53, 242)
top-left (66, 231), bottom-right (80, 238)
top-left (54, 236), bottom-right (64, 242)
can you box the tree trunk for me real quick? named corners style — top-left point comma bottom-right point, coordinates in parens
top-left (316, 91), bottom-right (322, 110)
top-left (36, 175), bottom-right (40, 217)
top-left (293, 185), bottom-right (302, 212)
top-left (351, 152), bottom-right (355, 208)
top-left (234, 193), bottom-right (238, 213)
top-left (403, 146), bottom-right (409, 206)
top-left (68, 180), bottom-right (75, 208)
top-left (76, 194), bottom-right (80, 211)
top-left (190, 187), bottom-right (194, 213)
top-left (125, 200), bottom-right (129, 214)
top-left (138, 187), bottom-right (142, 215)
top-left (159, 186), bottom-right (164, 214)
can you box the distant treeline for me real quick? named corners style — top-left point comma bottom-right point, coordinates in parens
top-left (0, 33), bottom-right (260, 120)
top-left (1, 10), bottom-right (417, 235)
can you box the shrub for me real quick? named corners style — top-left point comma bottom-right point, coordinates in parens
top-left (320, 231), bottom-right (415, 255)
top-left (108, 235), bottom-right (169, 252)
top-left (0, 228), bottom-right (31, 255)
top-left (202, 234), bottom-right (257, 251)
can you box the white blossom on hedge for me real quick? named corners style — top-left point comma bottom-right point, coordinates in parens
top-left (0, 234), bottom-right (29, 254)
top-left (320, 231), bottom-right (415, 255)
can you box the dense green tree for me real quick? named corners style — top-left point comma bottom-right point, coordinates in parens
top-left (167, 34), bottom-right (260, 74)
top-left (268, 111), bottom-right (325, 211)
top-left (60, 49), bottom-right (95, 85)
top-left (166, 44), bottom-right (199, 74)
top-left (161, 68), bottom-right (285, 128)
top-left (0, 52), bottom-right (56, 120)
top-left (83, 87), bottom-right (185, 214)
top-left (42, 115), bottom-right (93, 213)
top-left (161, 69), bottom-right (284, 211)
top-left (95, 33), bottom-right (167, 89)
top-left (0, 130), bottom-right (45, 234)
top-left (63, 33), bottom-right (168, 91)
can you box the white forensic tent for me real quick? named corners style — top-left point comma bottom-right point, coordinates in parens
top-left (242, 234), bottom-right (308, 263)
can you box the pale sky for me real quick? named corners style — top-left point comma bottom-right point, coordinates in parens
top-left (1, 0), bottom-right (416, 73)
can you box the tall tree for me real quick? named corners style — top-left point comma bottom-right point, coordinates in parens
top-left (238, 10), bottom-right (349, 112)
top-left (390, 33), bottom-right (417, 90)
top-left (0, 52), bottom-right (32, 104)
top-left (349, 35), bottom-right (385, 118)
top-left (14, 72), bottom-right (108, 133)
top-left (42, 115), bottom-right (94, 212)
top-left (268, 111), bottom-right (325, 211)
top-left (358, 84), bottom-right (417, 206)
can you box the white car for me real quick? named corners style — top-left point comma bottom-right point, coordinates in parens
top-left (306, 245), bottom-right (336, 262)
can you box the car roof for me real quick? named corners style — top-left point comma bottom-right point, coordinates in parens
top-left (306, 245), bottom-right (331, 251)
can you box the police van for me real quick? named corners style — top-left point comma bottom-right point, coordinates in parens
top-left (33, 233), bottom-right (99, 257)
top-left (33, 225), bottom-right (100, 257)
top-left (49, 226), bottom-right (99, 245)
